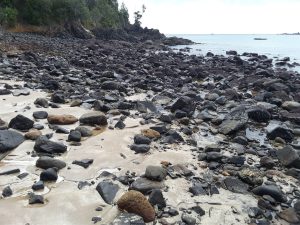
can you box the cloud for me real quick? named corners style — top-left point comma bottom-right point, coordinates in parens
top-left (119, 0), bottom-right (300, 34)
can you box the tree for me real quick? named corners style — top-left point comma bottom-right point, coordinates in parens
top-left (119, 2), bottom-right (129, 28)
top-left (134, 4), bottom-right (146, 27)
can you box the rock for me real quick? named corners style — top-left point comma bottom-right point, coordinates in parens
top-left (115, 120), bottom-right (125, 129)
top-left (79, 112), bottom-right (107, 126)
top-left (170, 96), bottom-right (195, 115)
top-left (72, 159), bottom-right (93, 168)
top-left (145, 166), bottom-right (167, 181)
top-left (33, 111), bottom-right (48, 119)
top-left (2, 186), bottom-right (13, 197)
top-left (28, 193), bottom-right (44, 204)
top-left (0, 118), bottom-right (8, 130)
top-left (70, 99), bottom-right (82, 107)
top-left (12, 88), bottom-right (30, 96)
top-left (219, 119), bottom-right (246, 135)
top-left (0, 130), bottom-right (25, 153)
top-left (36, 156), bottom-right (66, 170)
top-left (34, 98), bottom-right (49, 108)
top-left (148, 189), bottom-right (166, 209)
top-left (0, 168), bottom-right (20, 176)
top-left (223, 177), bottom-right (249, 193)
top-left (8, 114), bottom-right (34, 131)
top-left (25, 129), bottom-right (42, 140)
top-left (117, 190), bottom-right (155, 223)
top-left (248, 107), bottom-right (271, 123)
top-left (68, 130), bottom-right (81, 142)
top-left (0, 89), bottom-right (11, 95)
top-left (141, 129), bottom-right (161, 138)
top-left (238, 167), bottom-right (263, 186)
top-left (134, 135), bottom-right (151, 145)
top-left (34, 136), bottom-right (67, 154)
top-left (181, 213), bottom-right (197, 225)
top-left (96, 181), bottom-right (119, 204)
top-left (111, 213), bottom-right (145, 225)
top-left (130, 178), bottom-right (164, 194)
top-left (252, 185), bottom-right (287, 202)
top-left (101, 81), bottom-right (120, 90)
top-left (169, 164), bottom-right (193, 177)
top-left (278, 208), bottom-right (300, 223)
top-left (267, 126), bottom-right (294, 142)
top-left (277, 146), bottom-right (300, 168)
top-left (75, 126), bottom-right (93, 137)
top-left (191, 206), bottom-right (205, 216)
top-left (226, 50), bottom-right (237, 55)
top-left (206, 152), bottom-right (223, 162)
top-left (32, 181), bottom-right (44, 191)
top-left (189, 183), bottom-right (207, 196)
top-left (40, 168), bottom-right (58, 181)
top-left (47, 114), bottom-right (78, 125)
top-left (260, 156), bottom-right (275, 169)
top-left (51, 92), bottom-right (65, 104)
top-left (282, 101), bottom-right (300, 111)
top-left (130, 144), bottom-right (150, 153)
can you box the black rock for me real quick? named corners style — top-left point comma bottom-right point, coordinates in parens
top-left (248, 107), bottom-right (271, 123)
top-left (40, 168), bottom-right (58, 181)
top-left (101, 81), bottom-right (119, 90)
top-left (277, 145), bottom-right (300, 168)
top-left (267, 126), bottom-right (294, 142)
top-left (223, 177), bottom-right (249, 193)
top-left (34, 98), bottom-right (49, 108)
top-left (191, 206), bottom-right (205, 216)
top-left (2, 186), bottom-right (13, 197)
top-left (189, 183), bottom-right (207, 196)
top-left (134, 135), bottom-right (151, 145)
top-left (130, 177), bottom-right (164, 194)
top-left (181, 213), bottom-right (196, 225)
top-left (72, 159), bottom-right (93, 168)
top-left (68, 130), bottom-right (81, 142)
top-left (96, 181), bottom-right (119, 204)
top-left (170, 96), bottom-right (195, 115)
top-left (145, 166), bottom-right (167, 181)
top-left (8, 114), bottom-right (34, 131)
top-left (75, 126), bottom-right (93, 137)
top-left (34, 136), bottom-right (67, 154)
top-left (130, 144), bottom-right (150, 153)
top-left (260, 156), bottom-right (275, 169)
top-left (32, 181), bottom-right (44, 191)
top-left (252, 185), bottom-right (287, 202)
top-left (115, 120), bottom-right (126, 129)
top-left (51, 92), bottom-right (65, 104)
top-left (148, 189), bottom-right (166, 209)
top-left (28, 193), bottom-right (44, 204)
top-left (36, 156), bottom-right (66, 170)
top-left (33, 111), bottom-right (48, 119)
top-left (0, 130), bottom-right (25, 153)
top-left (206, 152), bottom-right (223, 162)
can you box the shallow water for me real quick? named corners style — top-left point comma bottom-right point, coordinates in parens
top-left (168, 34), bottom-right (300, 71)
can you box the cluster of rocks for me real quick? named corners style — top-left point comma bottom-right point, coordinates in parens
top-left (1, 32), bottom-right (300, 225)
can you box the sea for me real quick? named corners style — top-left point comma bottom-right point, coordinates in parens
top-left (167, 34), bottom-right (300, 72)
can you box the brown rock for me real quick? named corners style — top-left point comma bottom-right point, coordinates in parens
top-left (141, 129), bottom-right (160, 139)
top-left (25, 129), bottom-right (42, 140)
top-left (47, 115), bottom-right (78, 125)
top-left (278, 208), bottom-right (300, 224)
top-left (117, 190), bottom-right (155, 222)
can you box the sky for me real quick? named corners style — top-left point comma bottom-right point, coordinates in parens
top-left (119, 0), bottom-right (300, 34)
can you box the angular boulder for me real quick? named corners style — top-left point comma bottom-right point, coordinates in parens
top-left (96, 181), bottom-right (119, 204)
top-left (34, 136), bottom-right (67, 154)
top-left (79, 112), bottom-right (107, 126)
top-left (0, 130), bottom-right (25, 153)
top-left (8, 115), bottom-right (34, 131)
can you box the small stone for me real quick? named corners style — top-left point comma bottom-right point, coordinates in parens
top-left (181, 213), bottom-right (196, 225)
top-left (145, 166), bottom-right (167, 181)
top-left (252, 185), bottom-right (287, 202)
top-left (130, 144), bottom-right (150, 153)
top-left (47, 115), bottom-right (78, 125)
top-left (96, 181), bottom-right (119, 204)
top-left (25, 129), bottom-right (42, 140)
top-left (9, 114), bottom-right (34, 131)
top-left (32, 181), bottom-right (44, 191)
top-left (134, 135), bottom-right (151, 145)
top-left (75, 126), bottom-right (93, 137)
top-left (36, 156), bottom-right (66, 170)
top-left (28, 193), bottom-right (44, 204)
top-left (40, 168), bottom-right (58, 181)
top-left (148, 189), bottom-right (166, 209)
top-left (34, 98), bottom-right (49, 108)
top-left (130, 178), bottom-right (164, 194)
top-left (33, 111), bottom-right (48, 119)
top-left (2, 186), bottom-right (13, 197)
top-left (79, 112), bottom-right (107, 126)
top-left (72, 159), bottom-right (93, 169)
top-left (68, 130), bottom-right (81, 142)
top-left (141, 129), bottom-right (161, 138)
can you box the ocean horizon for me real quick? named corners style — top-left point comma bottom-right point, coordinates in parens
top-left (167, 34), bottom-right (300, 71)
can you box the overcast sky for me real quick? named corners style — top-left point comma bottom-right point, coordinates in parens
top-left (119, 0), bottom-right (300, 34)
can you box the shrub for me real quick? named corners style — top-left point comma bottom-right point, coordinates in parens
top-left (0, 7), bottom-right (18, 27)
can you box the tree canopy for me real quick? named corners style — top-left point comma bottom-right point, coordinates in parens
top-left (0, 0), bottom-right (130, 28)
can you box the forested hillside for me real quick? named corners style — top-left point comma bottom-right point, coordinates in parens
top-left (0, 0), bottom-right (130, 28)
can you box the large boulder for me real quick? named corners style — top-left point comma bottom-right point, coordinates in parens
top-left (0, 130), bottom-right (25, 153)
top-left (8, 115), bottom-right (34, 131)
top-left (34, 136), bottom-right (67, 154)
top-left (117, 190), bottom-right (156, 223)
top-left (47, 115), bottom-right (78, 125)
top-left (79, 112), bottom-right (107, 126)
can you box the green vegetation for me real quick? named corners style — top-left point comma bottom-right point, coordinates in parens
top-left (0, 0), bottom-right (130, 28)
